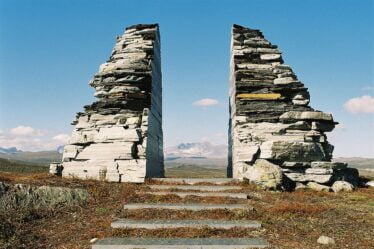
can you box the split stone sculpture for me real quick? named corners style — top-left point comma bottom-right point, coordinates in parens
top-left (228, 24), bottom-right (358, 189)
top-left (56, 24), bottom-right (164, 183)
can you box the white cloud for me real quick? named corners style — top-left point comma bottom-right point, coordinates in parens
top-left (10, 125), bottom-right (39, 136)
top-left (193, 98), bottom-right (219, 107)
top-left (0, 126), bottom-right (70, 152)
top-left (52, 134), bottom-right (70, 144)
top-left (344, 95), bottom-right (374, 114)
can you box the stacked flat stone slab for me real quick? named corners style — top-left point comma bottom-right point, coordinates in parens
top-left (59, 24), bottom-right (164, 183)
top-left (228, 24), bottom-right (358, 189)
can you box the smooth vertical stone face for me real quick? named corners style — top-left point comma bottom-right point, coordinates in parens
top-left (57, 24), bottom-right (164, 183)
top-left (228, 24), bottom-right (347, 188)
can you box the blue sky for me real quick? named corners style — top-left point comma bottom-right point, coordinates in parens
top-left (0, 0), bottom-right (373, 157)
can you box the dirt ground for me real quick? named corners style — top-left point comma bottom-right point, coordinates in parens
top-left (0, 172), bottom-right (373, 249)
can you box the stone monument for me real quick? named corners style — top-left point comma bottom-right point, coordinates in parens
top-left (57, 24), bottom-right (164, 183)
top-left (228, 24), bottom-right (358, 189)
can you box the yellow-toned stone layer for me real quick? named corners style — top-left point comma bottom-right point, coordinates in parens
top-left (236, 93), bottom-right (281, 100)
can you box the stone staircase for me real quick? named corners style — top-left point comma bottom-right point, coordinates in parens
top-left (92, 178), bottom-right (269, 248)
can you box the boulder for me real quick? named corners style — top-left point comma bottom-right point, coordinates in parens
top-left (317, 235), bottom-right (335, 245)
top-left (307, 182), bottom-right (331, 192)
top-left (243, 159), bottom-right (284, 190)
top-left (366, 181), bottom-right (374, 188)
top-left (0, 182), bottom-right (89, 209)
top-left (331, 181), bottom-right (354, 192)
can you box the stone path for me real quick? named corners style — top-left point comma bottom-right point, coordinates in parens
top-left (111, 219), bottom-right (262, 229)
top-left (139, 191), bottom-right (249, 199)
top-left (92, 178), bottom-right (269, 248)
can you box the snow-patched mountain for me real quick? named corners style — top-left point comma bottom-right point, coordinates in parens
top-left (56, 145), bottom-right (64, 154)
top-left (0, 147), bottom-right (21, 154)
top-left (165, 142), bottom-right (227, 159)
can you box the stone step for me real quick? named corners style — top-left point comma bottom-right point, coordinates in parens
top-left (123, 203), bottom-right (251, 211)
top-left (140, 191), bottom-right (248, 199)
top-left (111, 219), bottom-right (261, 229)
top-left (150, 178), bottom-right (239, 185)
top-left (92, 238), bottom-right (269, 248)
top-left (148, 185), bottom-right (243, 192)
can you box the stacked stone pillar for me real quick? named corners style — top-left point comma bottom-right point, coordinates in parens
top-left (229, 24), bottom-right (358, 189)
top-left (59, 24), bottom-right (164, 183)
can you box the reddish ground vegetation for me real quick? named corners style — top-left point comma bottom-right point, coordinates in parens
top-left (0, 172), bottom-right (373, 249)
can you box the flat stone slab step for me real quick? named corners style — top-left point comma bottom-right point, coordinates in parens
top-left (140, 191), bottom-right (248, 199)
top-left (148, 185), bottom-right (243, 192)
top-left (111, 219), bottom-right (261, 229)
top-left (92, 238), bottom-right (269, 248)
top-left (123, 203), bottom-right (251, 211)
top-left (151, 178), bottom-right (239, 185)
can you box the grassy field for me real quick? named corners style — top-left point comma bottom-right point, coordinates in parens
top-left (0, 158), bottom-right (48, 174)
top-left (0, 160), bottom-right (228, 178)
top-left (165, 165), bottom-right (226, 178)
top-left (1, 159), bottom-right (373, 180)
top-left (0, 151), bottom-right (62, 165)
top-left (0, 162), bottom-right (374, 249)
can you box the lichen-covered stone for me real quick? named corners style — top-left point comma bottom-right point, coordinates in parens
top-left (331, 181), bottom-right (354, 192)
top-left (243, 159), bottom-right (284, 190)
top-left (0, 182), bottom-right (88, 209)
top-left (307, 182), bottom-right (331, 192)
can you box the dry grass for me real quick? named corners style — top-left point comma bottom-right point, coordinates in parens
top-left (268, 201), bottom-right (329, 215)
top-left (0, 172), bottom-right (373, 249)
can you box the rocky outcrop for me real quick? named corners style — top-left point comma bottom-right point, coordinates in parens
top-left (0, 182), bottom-right (88, 209)
top-left (331, 181), bottom-right (354, 192)
top-left (53, 24), bottom-right (164, 183)
top-left (244, 159), bottom-right (283, 190)
top-left (228, 24), bottom-right (358, 190)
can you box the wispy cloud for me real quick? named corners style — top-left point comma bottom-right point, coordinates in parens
top-left (0, 125), bottom-right (70, 151)
top-left (193, 98), bottom-right (219, 107)
top-left (361, 86), bottom-right (374, 91)
top-left (10, 125), bottom-right (43, 136)
top-left (344, 95), bottom-right (374, 114)
top-left (52, 134), bottom-right (70, 144)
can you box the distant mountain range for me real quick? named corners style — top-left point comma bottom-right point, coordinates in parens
top-left (0, 144), bottom-right (372, 171)
top-left (56, 145), bottom-right (64, 154)
top-left (165, 142), bottom-right (227, 159)
top-left (0, 146), bottom-right (62, 165)
top-left (0, 147), bottom-right (22, 154)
